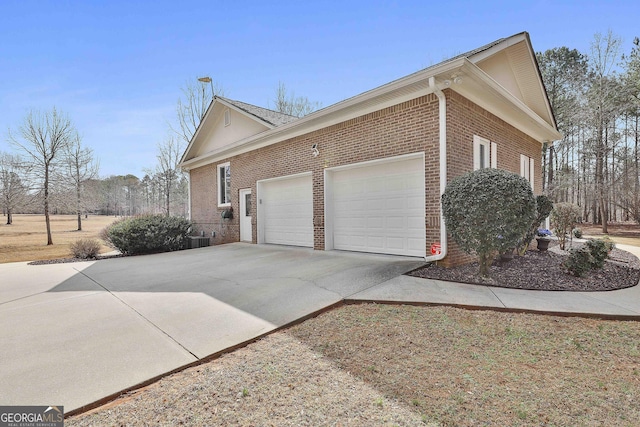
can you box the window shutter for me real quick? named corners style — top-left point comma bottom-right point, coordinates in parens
top-left (529, 158), bottom-right (535, 190)
top-left (490, 142), bottom-right (497, 168)
top-left (520, 155), bottom-right (527, 179)
top-left (473, 139), bottom-right (480, 170)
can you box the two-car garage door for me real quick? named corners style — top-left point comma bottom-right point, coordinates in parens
top-left (259, 155), bottom-right (425, 257)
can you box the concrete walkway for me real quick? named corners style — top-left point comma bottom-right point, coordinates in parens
top-left (349, 243), bottom-right (640, 318)
top-left (1, 242), bottom-right (639, 414)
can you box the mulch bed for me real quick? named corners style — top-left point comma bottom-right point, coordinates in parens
top-left (408, 244), bottom-right (640, 291)
top-left (27, 253), bottom-right (125, 265)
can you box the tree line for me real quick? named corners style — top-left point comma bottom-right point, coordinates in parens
top-left (1, 79), bottom-right (319, 244)
top-left (538, 30), bottom-right (640, 232)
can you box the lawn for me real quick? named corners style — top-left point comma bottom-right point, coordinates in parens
top-left (68, 304), bottom-right (640, 426)
top-left (0, 214), bottom-right (117, 263)
top-left (581, 222), bottom-right (640, 247)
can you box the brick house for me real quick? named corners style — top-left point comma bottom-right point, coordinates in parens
top-left (179, 32), bottom-right (561, 266)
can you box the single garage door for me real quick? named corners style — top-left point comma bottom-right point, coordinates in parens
top-left (330, 156), bottom-right (425, 257)
top-left (260, 174), bottom-right (314, 247)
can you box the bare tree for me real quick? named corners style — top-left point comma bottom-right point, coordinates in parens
top-left (9, 108), bottom-right (75, 245)
top-left (588, 30), bottom-right (622, 233)
top-left (0, 152), bottom-right (30, 224)
top-left (152, 136), bottom-right (184, 216)
top-left (171, 77), bottom-right (224, 146)
top-left (63, 134), bottom-right (99, 230)
top-left (272, 81), bottom-right (321, 117)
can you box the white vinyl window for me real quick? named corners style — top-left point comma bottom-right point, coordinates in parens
top-left (520, 154), bottom-right (535, 189)
top-left (473, 136), bottom-right (497, 170)
top-left (224, 109), bottom-right (230, 126)
top-left (217, 162), bottom-right (231, 206)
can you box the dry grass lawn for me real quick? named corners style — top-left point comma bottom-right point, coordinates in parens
top-left (68, 304), bottom-right (640, 426)
top-left (0, 214), bottom-right (117, 263)
top-left (581, 222), bottom-right (640, 247)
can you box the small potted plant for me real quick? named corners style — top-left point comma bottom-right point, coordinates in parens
top-left (536, 228), bottom-right (552, 251)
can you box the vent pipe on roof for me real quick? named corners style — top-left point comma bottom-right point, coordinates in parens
top-left (424, 77), bottom-right (448, 263)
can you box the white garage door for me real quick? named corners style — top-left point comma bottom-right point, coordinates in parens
top-left (331, 157), bottom-right (425, 257)
top-left (260, 174), bottom-right (313, 247)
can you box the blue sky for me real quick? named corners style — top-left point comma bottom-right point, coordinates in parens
top-left (1, 0), bottom-right (638, 177)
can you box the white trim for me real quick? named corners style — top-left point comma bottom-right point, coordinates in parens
top-left (256, 171), bottom-right (313, 245)
top-left (180, 57), bottom-right (561, 171)
top-left (324, 151), bottom-right (424, 173)
top-left (324, 152), bottom-right (425, 256)
top-left (217, 162), bottom-right (231, 207)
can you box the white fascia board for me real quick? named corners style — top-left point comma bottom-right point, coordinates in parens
top-left (181, 60), bottom-right (466, 170)
top-left (467, 32), bottom-right (528, 64)
top-left (179, 97), bottom-right (216, 166)
top-left (455, 60), bottom-right (562, 142)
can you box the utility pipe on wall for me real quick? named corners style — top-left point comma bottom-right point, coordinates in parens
top-left (424, 76), bottom-right (448, 262)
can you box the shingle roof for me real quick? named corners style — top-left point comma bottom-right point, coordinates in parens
top-left (218, 97), bottom-right (298, 127)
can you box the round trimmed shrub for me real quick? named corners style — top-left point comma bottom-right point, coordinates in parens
top-left (442, 168), bottom-right (536, 277)
top-left (101, 215), bottom-right (192, 255)
top-left (564, 247), bottom-right (593, 277)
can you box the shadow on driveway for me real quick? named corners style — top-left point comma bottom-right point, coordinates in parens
top-left (0, 243), bottom-right (424, 413)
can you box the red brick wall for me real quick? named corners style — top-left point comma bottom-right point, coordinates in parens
top-left (442, 91), bottom-right (544, 266)
top-left (189, 89), bottom-right (544, 266)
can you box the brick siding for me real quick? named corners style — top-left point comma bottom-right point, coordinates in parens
top-left (189, 89), bottom-right (543, 266)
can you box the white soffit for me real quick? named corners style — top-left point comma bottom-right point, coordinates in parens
top-left (451, 60), bottom-right (562, 142)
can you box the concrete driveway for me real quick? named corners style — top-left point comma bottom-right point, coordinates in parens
top-left (0, 243), bottom-right (423, 413)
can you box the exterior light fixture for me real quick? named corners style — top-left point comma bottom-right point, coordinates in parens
top-left (198, 76), bottom-right (214, 99)
top-left (312, 143), bottom-right (319, 157)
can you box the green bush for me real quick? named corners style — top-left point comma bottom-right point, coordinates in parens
top-left (550, 202), bottom-right (581, 250)
top-left (564, 237), bottom-right (614, 277)
top-left (442, 168), bottom-right (536, 277)
top-left (70, 238), bottom-right (102, 259)
top-left (585, 239), bottom-right (609, 269)
top-left (573, 228), bottom-right (583, 239)
top-left (101, 215), bottom-right (192, 255)
top-left (564, 247), bottom-right (594, 277)
top-left (517, 194), bottom-right (554, 255)
top-left (601, 236), bottom-right (615, 252)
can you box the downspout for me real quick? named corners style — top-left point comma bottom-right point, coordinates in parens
top-left (186, 171), bottom-right (192, 220)
top-left (424, 76), bottom-right (447, 262)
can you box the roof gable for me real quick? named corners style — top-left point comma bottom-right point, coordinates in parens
top-left (467, 33), bottom-right (556, 129)
top-left (181, 97), bottom-right (297, 163)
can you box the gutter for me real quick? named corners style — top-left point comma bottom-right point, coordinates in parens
top-left (424, 76), bottom-right (448, 262)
